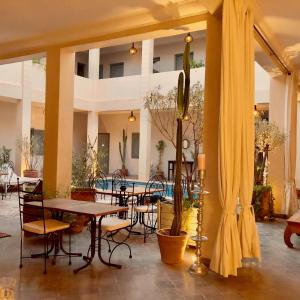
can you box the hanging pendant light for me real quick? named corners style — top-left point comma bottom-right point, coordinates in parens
top-left (128, 111), bottom-right (136, 122)
top-left (129, 43), bottom-right (138, 55)
top-left (184, 32), bottom-right (193, 43)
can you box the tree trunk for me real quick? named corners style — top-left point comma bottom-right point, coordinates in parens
top-left (170, 119), bottom-right (183, 236)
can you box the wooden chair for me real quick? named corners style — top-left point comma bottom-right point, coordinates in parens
top-left (18, 179), bottom-right (72, 274)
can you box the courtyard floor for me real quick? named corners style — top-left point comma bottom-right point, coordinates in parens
top-left (0, 195), bottom-right (300, 300)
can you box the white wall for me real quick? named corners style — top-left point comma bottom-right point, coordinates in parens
top-left (101, 49), bottom-right (142, 78)
top-left (0, 100), bottom-right (18, 166)
top-left (98, 113), bottom-right (140, 176)
top-left (153, 37), bottom-right (206, 73)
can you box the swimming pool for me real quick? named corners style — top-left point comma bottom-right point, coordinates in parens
top-left (95, 179), bottom-right (175, 198)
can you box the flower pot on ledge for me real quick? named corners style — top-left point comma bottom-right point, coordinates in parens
top-left (23, 169), bottom-right (39, 178)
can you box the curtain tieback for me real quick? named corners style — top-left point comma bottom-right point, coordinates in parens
top-left (240, 205), bottom-right (255, 214)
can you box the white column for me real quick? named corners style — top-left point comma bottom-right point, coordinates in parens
top-left (87, 111), bottom-right (99, 151)
top-left (138, 39), bottom-right (153, 180)
top-left (88, 48), bottom-right (100, 79)
top-left (269, 74), bottom-right (288, 214)
top-left (15, 60), bottom-right (32, 175)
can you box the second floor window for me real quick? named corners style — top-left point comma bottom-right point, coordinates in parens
top-left (99, 64), bottom-right (103, 79)
top-left (153, 57), bottom-right (160, 73)
top-left (175, 52), bottom-right (194, 71)
top-left (77, 62), bottom-right (86, 77)
top-left (110, 62), bottom-right (124, 78)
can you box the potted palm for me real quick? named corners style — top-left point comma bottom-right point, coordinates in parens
top-left (19, 136), bottom-right (40, 178)
top-left (252, 118), bottom-right (286, 220)
top-left (119, 129), bottom-right (128, 176)
top-left (156, 42), bottom-right (190, 264)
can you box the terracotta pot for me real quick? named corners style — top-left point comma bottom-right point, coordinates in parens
top-left (23, 169), bottom-right (39, 178)
top-left (157, 228), bottom-right (188, 264)
top-left (121, 168), bottom-right (128, 176)
top-left (258, 190), bottom-right (272, 220)
top-left (70, 188), bottom-right (96, 233)
top-left (71, 188), bottom-right (96, 202)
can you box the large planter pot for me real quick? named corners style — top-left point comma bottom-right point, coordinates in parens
top-left (252, 185), bottom-right (273, 221)
top-left (23, 169), bottom-right (39, 178)
top-left (157, 201), bottom-right (197, 246)
top-left (120, 168), bottom-right (128, 177)
top-left (70, 188), bottom-right (96, 233)
top-left (71, 188), bottom-right (96, 202)
top-left (157, 229), bottom-right (188, 264)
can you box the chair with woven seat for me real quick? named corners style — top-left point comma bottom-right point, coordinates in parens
top-left (18, 179), bottom-right (72, 274)
top-left (86, 213), bottom-right (133, 265)
top-left (134, 177), bottom-right (166, 242)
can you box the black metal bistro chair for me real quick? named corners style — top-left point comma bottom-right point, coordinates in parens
top-left (134, 176), bottom-right (166, 242)
top-left (17, 179), bottom-right (72, 274)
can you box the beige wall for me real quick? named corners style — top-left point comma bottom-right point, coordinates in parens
top-left (99, 112), bottom-right (140, 175)
top-left (73, 112), bottom-right (88, 154)
top-left (0, 100), bottom-right (18, 166)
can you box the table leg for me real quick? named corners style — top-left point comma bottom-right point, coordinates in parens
top-left (284, 225), bottom-right (294, 248)
top-left (98, 215), bottom-right (122, 269)
top-left (74, 217), bottom-right (96, 273)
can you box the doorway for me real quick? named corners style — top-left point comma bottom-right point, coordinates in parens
top-left (98, 133), bottom-right (110, 174)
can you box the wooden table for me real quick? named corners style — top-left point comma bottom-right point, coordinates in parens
top-left (27, 198), bottom-right (128, 273)
top-left (284, 209), bottom-right (300, 248)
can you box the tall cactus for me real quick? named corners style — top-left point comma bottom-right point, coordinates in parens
top-left (119, 129), bottom-right (127, 169)
top-left (170, 42), bottom-right (191, 236)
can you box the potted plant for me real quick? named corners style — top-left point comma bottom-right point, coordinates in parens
top-left (156, 42), bottom-right (190, 264)
top-left (119, 129), bottom-right (128, 176)
top-left (155, 140), bottom-right (166, 179)
top-left (0, 146), bottom-right (12, 167)
top-left (252, 118), bottom-right (286, 220)
top-left (70, 137), bottom-right (100, 232)
top-left (18, 136), bottom-right (40, 178)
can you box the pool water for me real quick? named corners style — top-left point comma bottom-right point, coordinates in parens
top-left (95, 179), bottom-right (175, 198)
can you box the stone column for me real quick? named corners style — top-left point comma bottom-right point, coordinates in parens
top-left (138, 39), bottom-right (153, 180)
top-left (88, 48), bottom-right (100, 79)
top-left (43, 47), bottom-right (75, 197)
top-left (269, 74), bottom-right (288, 214)
top-left (15, 60), bottom-right (32, 175)
top-left (202, 15), bottom-right (223, 259)
top-left (87, 111), bottom-right (99, 151)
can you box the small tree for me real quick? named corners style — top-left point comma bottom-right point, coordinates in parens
top-left (145, 83), bottom-right (204, 205)
top-left (18, 136), bottom-right (40, 170)
top-left (255, 118), bottom-right (286, 185)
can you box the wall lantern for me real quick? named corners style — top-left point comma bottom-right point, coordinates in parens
top-left (184, 32), bottom-right (193, 43)
top-left (128, 111), bottom-right (136, 122)
top-left (129, 43), bottom-right (138, 55)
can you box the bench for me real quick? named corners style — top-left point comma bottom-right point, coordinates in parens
top-left (284, 210), bottom-right (300, 248)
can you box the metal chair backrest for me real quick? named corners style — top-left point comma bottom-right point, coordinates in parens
top-left (111, 169), bottom-right (127, 192)
top-left (144, 176), bottom-right (166, 203)
top-left (17, 178), bottom-right (45, 233)
top-left (91, 170), bottom-right (108, 190)
top-left (0, 161), bottom-right (14, 184)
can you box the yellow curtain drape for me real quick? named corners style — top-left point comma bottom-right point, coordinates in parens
top-left (285, 74), bottom-right (299, 216)
top-left (238, 6), bottom-right (261, 261)
top-left (210, 0), bottom-right (246, 277)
